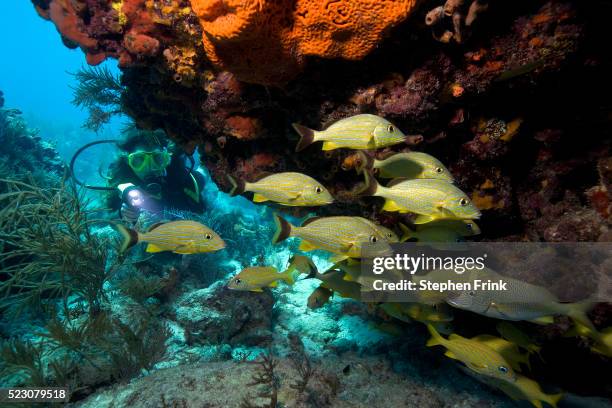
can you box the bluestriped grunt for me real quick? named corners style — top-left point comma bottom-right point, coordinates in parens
top-left (356, 151), bottom-right (454, 182)
top-left (293, 114), bottom-right (409, 152)
top-left (227, 172), bottom-right (333, 206)
top-left (272, 215), bottom-right (398, 259)
top-left (116, 220), bottom-right (225, 254)
top-left (362, 171), bottom-right (480, 224)
top-left (227, 266), bottom-right (301, 292)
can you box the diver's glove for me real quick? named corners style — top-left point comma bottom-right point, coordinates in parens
top-left (120, 203), bottom-right (140, 223)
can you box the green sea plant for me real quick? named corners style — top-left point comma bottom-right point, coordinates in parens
top-left (40, 311), bottom-right (169, 384)
top-left (0, 338), bottom-right (46, 387)
top-left (70, 66), bottom-right (123, 132)
top-left (0, 177), bottom-right (120, 317)
top-left (117, 271), bottom-right (164, 306)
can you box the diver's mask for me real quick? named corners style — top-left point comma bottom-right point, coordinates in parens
top-left (127, 149), bottom-right (172, 180)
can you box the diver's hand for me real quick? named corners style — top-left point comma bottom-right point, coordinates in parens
top-left (120, 204), bottom-right (140, 223)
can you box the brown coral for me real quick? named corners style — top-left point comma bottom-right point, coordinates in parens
top-left (191, 0), bottom-right (418, 85)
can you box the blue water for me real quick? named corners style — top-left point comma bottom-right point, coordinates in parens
top-left (0, 2), bottom-right (124, 185)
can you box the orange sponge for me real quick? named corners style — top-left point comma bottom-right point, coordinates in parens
top-left (191, 0), bottom-right (417, 85)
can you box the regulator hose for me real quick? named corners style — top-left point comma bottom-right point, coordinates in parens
top-left (69, 139), bottom-right (119, 191)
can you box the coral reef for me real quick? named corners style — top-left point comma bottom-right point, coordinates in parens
top-left (172, 281), bottom-right (274, 347)
top-left (23, 1), bottom-right (612, 405)
top-left (36, 0), bottom-right (611, 242)
top-left (0, 101), bottom-right (63, 178)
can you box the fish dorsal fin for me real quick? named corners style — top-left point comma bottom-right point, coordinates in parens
top-left (301, 216), bottom-right (322, 227)
top-left (252, 193), bottom-right (269, 203)
top-left (299, 240), bottom-right (317, 251)
top-left (472, 334), bottom-right (498, 343)
top-left (448, 333), bottom-right (465, 341)
top-left (147, 221), bottom-right (169, 232)
top-left (382, 200), bottom-right (404, 212)
top-left (387, 178), bottom-right (410, 188)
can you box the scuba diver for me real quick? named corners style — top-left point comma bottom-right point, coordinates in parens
top-left (71, 127), bottom-right (205, 222)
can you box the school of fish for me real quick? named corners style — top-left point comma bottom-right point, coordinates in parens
top-left (112, 113), bottom-right (608, 408)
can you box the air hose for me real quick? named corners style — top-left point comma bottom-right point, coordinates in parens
top-left (69, 139), bottom-right (119, 191)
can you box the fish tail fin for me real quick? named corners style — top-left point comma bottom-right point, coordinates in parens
top-left (293, 123), bottom-right (317, 152)
top-left (546, 393), bottom-right (563, 408)
top-left (358, 169), bottom-right (380, 197)
top-left (227, 174), bottom-right (245, 196)
top-left (426, 324), bottom-right (444, 347)
top-left (355, 151), bottom-right (374, 174)
top-left (272, 214), bottom-right (293, 244)
top-left (566, 300), bottom-right (601, 342)
top-left (399, 223), bottom-right (413, 242)
top-left (116, 224), bottom-right (139, 252)
top-left (282, 268), bottom-right (301, 285)
top-left (287, 255), bottom-right (319, 279)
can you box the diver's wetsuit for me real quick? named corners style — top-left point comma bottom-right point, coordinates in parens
top-left (108, 156), bottom-right (205, 215)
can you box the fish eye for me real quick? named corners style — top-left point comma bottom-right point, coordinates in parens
top-left (234, 278), bottom-right (242, 285)
top-left (436, 167), bottom-right (443, 173)
top-left (459, 198), bottom-right (469, 206)
top-left (387, 125), bottom-right (394, 133)
top-left (205, 234), bottom-right (212, 240)
top-left (469, 291), bottom-right (475, 296)
top-left (315, 186), bottom-right (322, 194)
top-left (370, 236), bottom-right (378, 243)
top-left (466, 223), bottom-right (473, 230)
top-left (387, 232), bottom-right (393, 238)
top-left (498, 366), bottom-right (509, 374)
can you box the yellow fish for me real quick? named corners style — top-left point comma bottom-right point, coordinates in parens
top-left (288, 255), bottom-right (362, 300)
top-left (381, 302), bottom-right (454, 325)
top-left (564, 323), bottom-right (612, 357)
top-left (227, 266), bottom-right (300, 292)
top-left (315, 269), bottom-right (361, 300)
top-left (307, 285), bottom-right (334, 309)
top-left (483, 374), bottom-right (563, 408)
top-left (273, 215), bottom-right (398, 260)
top-left (426, 324), bottom-right (517, 382)
top-left (356, 151), bottom-right (454, 182)
top-left (116, 221), bottom-right (225, 254)
top-left (399, 220), bottom-right (480, 243)
top-left (227, 172), bottom-right (334, 206)
top-left (496, 322), bottom-right (542, 358)
top-left (293, 114), bottom-right (408, 152)
top-left (591, 327), bottom-right (612, 357)
top-left (361, 171), bottom-right (481, 224)
top-left (470, 334), bottom-right (531, 371)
